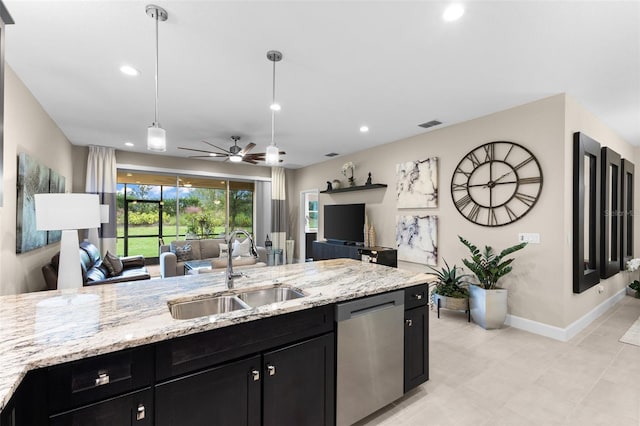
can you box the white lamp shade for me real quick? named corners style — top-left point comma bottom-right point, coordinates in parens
top-left (34, 193), bottom-right (101, 231)
top-left (147, 125), bottom-right (167, 152)
top-left (100, 204), bottom-right (110, 223)
top-left (229, 154), bottom-right (243, 163)
top-left (265, 145), bottom-right (279, 165)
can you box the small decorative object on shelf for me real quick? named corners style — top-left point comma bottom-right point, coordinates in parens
top-left (364, 215), bottom-right (369, 246)
top-left (342, 161), bottom-right (355, 187)
top-left (365, 172), bottom-right (372, 185)
top-left (368, 225), bottom-right (376, 247)
top-left (332, 179), bottom-right (341, 189)
top-left (326, 181), bottom-right (333, 191)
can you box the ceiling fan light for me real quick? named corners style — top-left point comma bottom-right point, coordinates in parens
top-left (229, 154), bottom-right (243, 163)
top-left (147, 125), bottom-right (166, 152)
top-left (265, 144), bottom-right (280, 165)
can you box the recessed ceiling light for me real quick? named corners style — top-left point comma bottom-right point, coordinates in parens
top-left (208, 153), bottom-right (216, 157)
top-left (443, 4), bottom-right (464, 22)
top-left (270, 103), bottom-right (281, 111)
top-left (126, 173), bottom-right (133, 177)
top-left (360, 126), bottom-right (369, 133)
top-left (124, 142), bottom-right (134, 147)
top-left (120, 65), bottom-right (140, 76)
top-left (184, 183), bottom-right (192, 188)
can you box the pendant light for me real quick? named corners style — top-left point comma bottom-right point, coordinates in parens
top-left (146, 5), bottom-right (168, 152)
top-left (266, 50), bottom-right (282, 166)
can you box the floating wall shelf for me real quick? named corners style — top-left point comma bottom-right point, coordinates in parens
top-left (320, 183), bottom-right (387, 194)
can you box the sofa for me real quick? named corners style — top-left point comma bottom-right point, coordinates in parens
top-left (159, 238), bottom-right (268, 278)
top-left (42, 241), bottom-right (151, 290)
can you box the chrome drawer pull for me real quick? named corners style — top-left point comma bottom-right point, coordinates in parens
top-left (136, 404), bottom-right (145, 421)
top-left (414, 293), bottom-right (423, 300)
top-left (95, 372), bottom-right (110, 387)
top-left (251, 370), bottom-right (260, 381)
top-left (405, 319), bottom-right (413, 327)
top-left (267, 365), bottom-right (276, 376)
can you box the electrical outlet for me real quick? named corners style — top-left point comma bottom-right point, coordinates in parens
top-left (518, 233), bottom-right (540, 244)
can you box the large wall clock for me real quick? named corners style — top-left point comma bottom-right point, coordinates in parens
top-left (451, 141), bottom-right (543, 227)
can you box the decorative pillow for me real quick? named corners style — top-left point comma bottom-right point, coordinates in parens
top-left (232, 238), bottom-right (252, 257)
top-left (172, 244), bottom-right (194, 262)
top-left (103, 251), bottom-right (124, 276)
top-left (218, 243), bottom-right (229, 258)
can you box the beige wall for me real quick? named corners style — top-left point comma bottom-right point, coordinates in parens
top-left (0, 66), bottom-right (74, 295)
top-left (289, 94), bottom-right (635, 329)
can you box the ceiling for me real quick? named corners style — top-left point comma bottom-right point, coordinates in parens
top-left (4, 1), bottom-right (639, 169)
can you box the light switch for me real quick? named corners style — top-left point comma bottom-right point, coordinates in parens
top-left (518, 233), bottom-right (540, 244)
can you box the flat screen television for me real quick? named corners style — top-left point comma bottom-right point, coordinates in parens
top-left (324, 203), bottom-right (365, 244)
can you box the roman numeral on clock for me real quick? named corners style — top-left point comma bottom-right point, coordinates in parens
top-left (455, 194), bottom-right (472, 210)
top-left (517, 176), bottom-right (541, 185)
top-left (514, 192), bottom-right (537, 206)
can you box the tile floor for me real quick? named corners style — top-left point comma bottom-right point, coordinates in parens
top-left (358, 296), bottom-right (640, 426)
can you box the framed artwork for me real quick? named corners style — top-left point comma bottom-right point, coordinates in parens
top-left (16, 153), bottom-right (50, 253)
top-left (396, 158), bottom-right (438, 208)
top-left (396, 214), bottom-right (438, 265)
top-left (47, 169), bottom-right (66, 243)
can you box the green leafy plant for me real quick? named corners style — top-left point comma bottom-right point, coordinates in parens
top-left (459, 236), bottom-right (527, 290)
top-left (427, 260), bottom-right (470, 299)
top-left (630, 280), bottom-right (640, 298)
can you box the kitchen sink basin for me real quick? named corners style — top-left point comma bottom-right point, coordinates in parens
top-left (237, 286), bottom-right (306, 306)
top-left (169, 295), bottom-right (250, 320)
top-left (168, 285), bottom-right (307, 319)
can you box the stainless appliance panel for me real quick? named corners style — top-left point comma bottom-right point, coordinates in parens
top-left (336, 291), bottom-right (404, 426)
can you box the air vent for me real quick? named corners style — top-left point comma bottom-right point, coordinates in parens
top-left (325, 152), bottom-right (339, 157)
top-left (418, 120), bottom-right (442, 129)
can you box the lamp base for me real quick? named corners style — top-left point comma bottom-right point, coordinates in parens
top-left (58, 229), bottom-right (83, 290)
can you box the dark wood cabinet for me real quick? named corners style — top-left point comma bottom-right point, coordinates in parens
top-left (49, 388), bottom-right (153, 426)
top-left (263, 333), bottom-right (335, 426)
top-left (312, 241), bottom-right (397, 267)
top-left (155, 355), bottom-right (261, 426)
top-left (404, 285), bottom-right (429, 393)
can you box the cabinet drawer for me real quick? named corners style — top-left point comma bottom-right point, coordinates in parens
top-left (49, 388), bottom-right (153, 426)
top-left (405, 284), bottom-right (429, 310)
top-left (156, 305), bottom-right (334, 380)
top-left (48, 346), bottom-right (154, 414)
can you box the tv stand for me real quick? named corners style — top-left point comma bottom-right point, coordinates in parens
top-left (312, 241), bottom-right (397, 268)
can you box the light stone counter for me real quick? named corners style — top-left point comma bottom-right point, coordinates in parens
top-left (0, 258), bottom-right (432, 411)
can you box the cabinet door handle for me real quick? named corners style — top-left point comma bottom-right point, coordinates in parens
top-left (267, 365), bottom-right (276, 376)
top-left (405, 319), bottom-right (413, 327)
top-left (136, 404), bottom-right (145, 421)
top-left (413, 293), bottom-right (423, 300)
top-left (251, 369), bottom-right (260, 381)
top-left (95, 372), bottom-right (110, 387)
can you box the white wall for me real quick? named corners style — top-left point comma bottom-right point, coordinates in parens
top-left (289, 94), bottom-right (635, 330)
top-left (0, 66), bottom-right (74, 295)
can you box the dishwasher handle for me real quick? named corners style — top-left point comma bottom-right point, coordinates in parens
top-left (335, 290), bottom-right (404, 321)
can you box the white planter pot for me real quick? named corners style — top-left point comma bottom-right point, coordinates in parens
top-left (469, 285), bottom-right (508, 329)
top-left (627, 286), bottom-right (638, 297)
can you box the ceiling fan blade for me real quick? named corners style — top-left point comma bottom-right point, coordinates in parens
top-left (203, 140), bottom-right (231, 154)
top-left (178, 146), bottom-right (217, 154)
top-left (243, 158), bottom-right (259, 165)
top-left (239, 143), bottom-right (256, 156)
top-left (189, 155), bottom-right (220, 159)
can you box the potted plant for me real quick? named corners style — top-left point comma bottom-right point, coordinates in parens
top-left (427, 260), bottom-right (470, 312)
top-left (459, 236), bottom-right (527, 329)
top-left (626, 258), bottom-right (640, 298)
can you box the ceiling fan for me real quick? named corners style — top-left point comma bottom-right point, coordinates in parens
top-left (178, 136), bottom-right (285, 165)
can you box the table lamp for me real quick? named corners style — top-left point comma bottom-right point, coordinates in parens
top-left (35, 193), bottom-right (100, 289)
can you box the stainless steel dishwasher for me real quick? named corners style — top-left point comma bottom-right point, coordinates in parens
top-left (335, 290), bottom-right (404, 426)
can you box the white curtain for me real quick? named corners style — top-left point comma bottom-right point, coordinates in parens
top-left (255, 180), bottom-right (272, 247)
top-left (271, 167), bottom-right (287, 251)
top-left (85, 146), bottom-right (117, 255)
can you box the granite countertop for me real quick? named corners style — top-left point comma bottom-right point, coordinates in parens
top-left (0, 259), bottom-right (432, 411)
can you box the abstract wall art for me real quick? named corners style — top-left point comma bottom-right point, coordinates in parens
top-left (396, 214), bottom-right (438, 265)
top-left (16, 153), bottom-right (50, 253)
top-left (396, 157), bottom-right (438, 208)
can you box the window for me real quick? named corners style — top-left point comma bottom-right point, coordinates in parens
top-left (116, 171), bottom-right (255, 259)
top-left (305, 192), bottom-right (318, 233)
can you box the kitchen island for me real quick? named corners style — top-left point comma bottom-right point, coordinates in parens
top-left (0, 259), bottom-right (433, 425)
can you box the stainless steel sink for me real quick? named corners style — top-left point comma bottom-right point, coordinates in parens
top-left (169, 295), bottom-right (249, 320)
top-left (168, 285), bottom-right (306, 319)
top-left (237, 286), bottom-right (306, 306)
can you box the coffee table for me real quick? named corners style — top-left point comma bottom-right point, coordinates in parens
top-left (184, 259), bottom-right (214, 275)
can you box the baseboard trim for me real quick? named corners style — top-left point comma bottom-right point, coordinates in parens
top-left (505, 288), bottom-right (627, 342)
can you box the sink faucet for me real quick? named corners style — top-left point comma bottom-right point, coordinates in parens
top-left (226, 230), bottom-right (258, 289)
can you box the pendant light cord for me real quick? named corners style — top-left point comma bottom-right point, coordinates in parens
top-left (271, 58), bottom-right (276, 146)
top-left (154, 12), bottom-right (159, 125)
